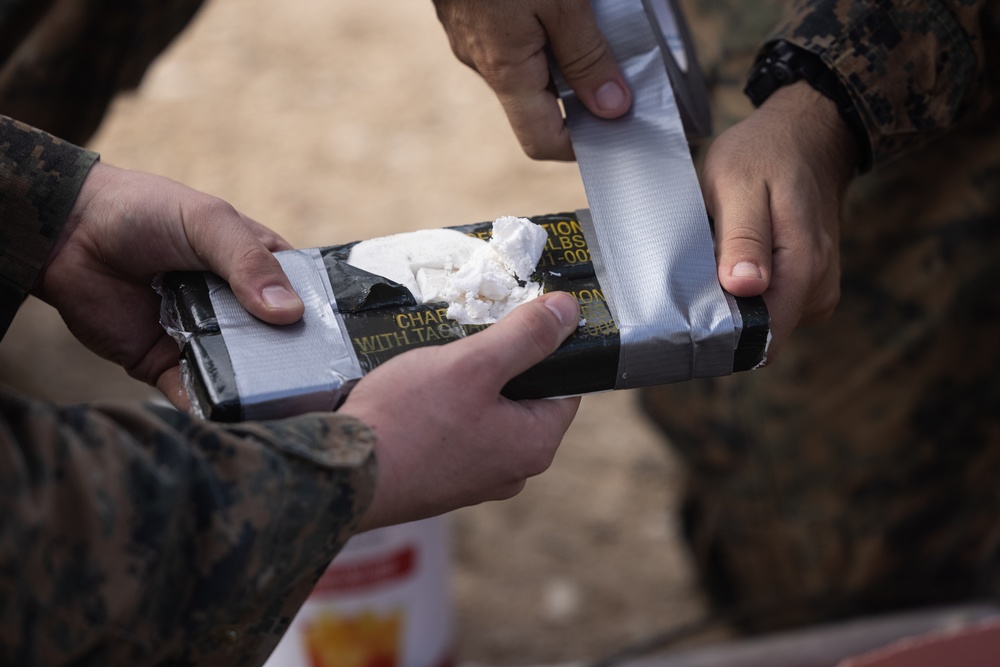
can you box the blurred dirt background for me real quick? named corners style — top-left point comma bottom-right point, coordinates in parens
top-left (0, 1), bottom-right (713, 663)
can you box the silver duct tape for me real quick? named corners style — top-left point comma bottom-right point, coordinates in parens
top-left (207, 248), bottom-right (363, 420)
top-left (643, 0), bottom-right (713, 139)
top-left (555, 0), bottom-right (737, 388)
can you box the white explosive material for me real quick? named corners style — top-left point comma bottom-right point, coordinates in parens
top-left (264, 516), bottom-right (454, 667)
top-left (346, 216), bottom-right (548, 325)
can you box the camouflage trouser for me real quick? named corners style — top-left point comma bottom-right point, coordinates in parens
top-left (641, 111), bottom-right (1000, 632)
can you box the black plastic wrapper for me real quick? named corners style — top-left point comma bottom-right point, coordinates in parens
top-left (159, 212), bottom-right (769, 422)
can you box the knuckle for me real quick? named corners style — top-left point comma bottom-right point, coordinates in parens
top-left (232, 242), bottom-right (278, 279)
top-left (521, 138), bottom-right (550, 160)
top-left (479, 56), bottom-right (540, 94)
top-left (724, 224), bottom-right (770, 251)
top-left (178, 195), bottom-right (244, 249)
top-left (503, 448), bottom-right (554, 488)
top-left (191, 195), bottom-right (240, 224)
top-left (461, 36), bottom-right (527, 88)
top-left (256, 230), bottom-right (284, 251)
top-left (813, 282), bottom-right (841, 321)
top-left (492, 480), bottom-right (528, 502)
top-left (556, 39), bottom-right (613, 83)
top-left (236, 242), bottom-right (273, 264)
top-left (446, 34), bottom-right (482, 71)
top-left (521, 449), bottom-right (555, 478)
top-left (518, 127), bottom-right (569, 161)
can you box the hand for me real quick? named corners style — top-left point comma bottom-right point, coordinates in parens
top-left (343, 291), bottom-right (582, 530)
top-left (434, 0), bottom-right (631, 160)
top-left (33, 161), bottom-right (305, 408)
top-left (702, 81), bottom-right (858, 361)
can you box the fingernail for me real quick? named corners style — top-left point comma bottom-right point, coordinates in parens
top-left (595, 81), bottom-right (626, 112)
top-left (262, 285), bottom-right (302, 310)
top-left (544, 292), bottom-right (579, 327)
top-left (731, 261), bottom-right (763, 279)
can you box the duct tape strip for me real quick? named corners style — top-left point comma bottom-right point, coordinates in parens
top-left (554, 0), bottom-right (737, 389)
top-left (207, 248), bottom-right (363, 420)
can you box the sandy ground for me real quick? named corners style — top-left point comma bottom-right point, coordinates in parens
top-left (0, 1), bottom-right (713, 663)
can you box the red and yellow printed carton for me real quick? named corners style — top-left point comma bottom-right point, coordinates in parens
top-left (265, 516), bottom-right (453, 667)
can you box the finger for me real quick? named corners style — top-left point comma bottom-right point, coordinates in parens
top-left (128, 333), bottom-right (188, 388)
top-left (443, 2), bottom-right (575, 160)
top-left (156, 366), bottom-right (191, 412)
top-left (461, 291), bottom-right (580, 381)
top-left (182, 199), bottom-right (305, 325)
top-left (493, 50), bottom-right (576, 160)
top-left (521, 394), bottom-right (582, 440)
top-left (539, 0), bottom-right (631, 119)
top-left (753, 275), bottom-right (802, 364)
top-left (752, 236), bottom-right (825, 364)
top-left (496, 394), bottom-right (582, 480)
top-left (703, 153), bottom-right (773, 298)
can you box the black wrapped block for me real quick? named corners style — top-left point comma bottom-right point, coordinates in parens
top-left (159, 213), bottom-right (768, 422)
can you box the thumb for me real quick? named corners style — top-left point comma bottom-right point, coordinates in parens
top-left (227, 245), bottom-right (306, 326)
top-left (540, 1), bottom-right (631, 119)
top-left (463, 291), bottom-right (581, 383)
top-left (181, 199), bottom-right (305, 325)
top-left (703, 148), bottom-right (773, 298)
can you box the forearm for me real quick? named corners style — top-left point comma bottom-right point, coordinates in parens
top-left (770, 0), bottom-right (998, 166)
top-left (0, 389), bottom-right (376, 665)
top-left (0, 115), bottom-right (99, 338)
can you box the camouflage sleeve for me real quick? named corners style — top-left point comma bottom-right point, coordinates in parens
top-left (0, 388), bottom-right (377, 666)
top-left (0, 115), bottom-right (99, 338)
top-left (769, 0), bottom-right (1000, 165)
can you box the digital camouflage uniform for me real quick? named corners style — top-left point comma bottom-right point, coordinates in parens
top-left (1, 3), bottom-right (379, 665)
top-left (643, 0), bottom-right (1000, 631)
top-left (0, 0), bottom-right (206, 146)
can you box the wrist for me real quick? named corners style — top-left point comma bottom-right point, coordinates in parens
top-left (745, 40), bottom-right (870, 172)
top-left (38, 161), bottom-right (113, 290)
top-left (33, 161), bottom-right (118, 305)
top-left (758, 82), bottom-right (858, 186)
